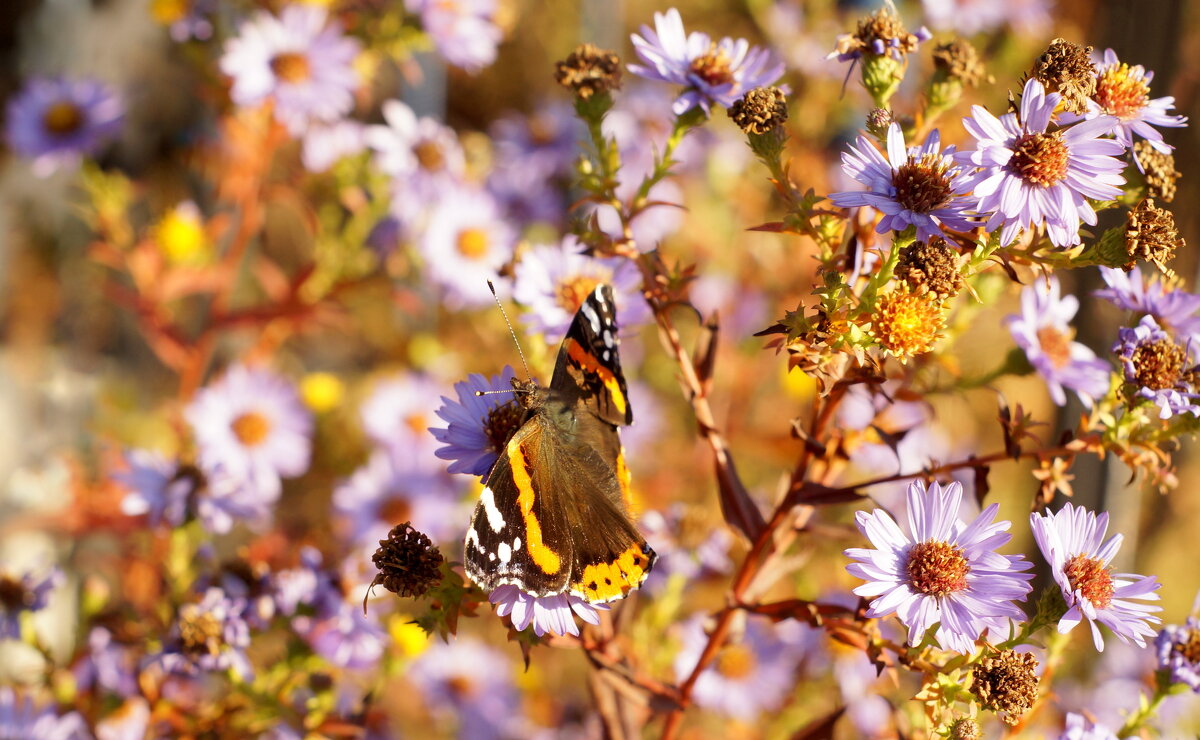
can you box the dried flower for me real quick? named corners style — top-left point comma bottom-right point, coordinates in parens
top-left (1134, 141), bottom-right (1179, 202)
top-left (829, 6), bottom-right (931, 62)
top-left (971, 649), bottom-right (1039, 724)
top-left (867, 289), bottom-right (947, 360)
top-left (368, 522), bottom-right (445, 602)
top-left (894, 238), bottom-right (963, 299)
top-left (555, 44), bottom-right (622, 100)
top-left (728, 86), bottom-right (788, 136)
top-left (1125, 198), bottom-right (1184, 273)
top-left (1026, 38), bottom-right (1096, 115)
top-left (932, 38), bottom-right (987, 87)
top-left (949, 717), bottom-right (982, 740)
top-left (1114, 315), bottom-right (1200, 419)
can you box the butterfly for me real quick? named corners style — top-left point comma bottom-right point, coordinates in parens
top-left (464, 284), bottom-right (656, 604)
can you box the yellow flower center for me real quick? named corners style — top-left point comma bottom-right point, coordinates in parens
top-left (156, 206), bottom-right (207, 264)
top-left (231, 411), bottom-right (272, 447)
top-left (270, 52), bottom-right (312, 84)
top-left (715, 644), bottom-right (757, 679)
top-left (178, 605), bottom-right (223, 656)
top-left (42, 101), bottom-right (84, 136)
top-left (150, 0), bottom-right (188, 24)
top-left (690, 44), bottom-right (734, 87)
top-left (1096, 64), bottom-right (1150, 121)
top-left (1009, 131), bottom-right (1069, 188)
top-left (300, 372), bottom-right (345, 413)
top-left (556, 275), bottom-right (602, 315)
top-left (456, 228), bottom-right (490, 260)
top-left (893, 154), bottom-right (954, 214)
top-left (869, 290), bottom-right (946, 360)
top-left (906, 540), bottom-right (970, 597)
top-left (1063, 553), bottom-right (1114, 609)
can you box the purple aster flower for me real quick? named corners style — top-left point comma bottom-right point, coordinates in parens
top-left (114, 449), bottom-right (192, 527)
top-left (1113, 315), bottom-right (1200, 419)
top-left (157, 587), bottom-right (253, 679)
top-left (360, 373), bottom-right (445, 463)
top-left (0, 566), bottom-right (61, 640)
top-left (845, 480), bottom-right (1034, 655)
top-left (672, 614), bottom-right (802, 720)
top-left (409, 638), bottom-right (522, 739)
top-left (157, 0), bottom-right (216, 42)
top-left (921, 0), bottom-right (1051, 35)
top-left (830, 123), bottom-right (977, 241)
top-left (591, 178), bottom-right (685, 250)
top-left (194, 464), bottom-right (279, 534)
top-left (1063, 49), bottom-right (1187, 158)
top-left (365, 99), bottom-right (466, 205)
top-left (639, 505), bottom-right (731, 594)
top-left (219, 5), bottom-right (361, 135)
top-left (1059, 712), bottom-right (1120, 740)
top-left (1095, 267), bottom-right (1200, 346)
top-left (488, 584), bottom-right (607, 638)
top-left (628, 8), bottom-right (785, 116)
top-left (185, 364), bottom-right (313, 498)
top-left (5, 77), bottom-right (123, 177)
top-left (301, 119), bottom-right (366, 172)
top-left (366, 215), bottom-right (404, 260)
top-left (1030, 503), bottom-right (1161, 651)
top-left (0, 688), bottom-right (89, 740)
top-left (429, 365), bottom-right (520, 479)
top-left (512, 238), bottom-right (650, 342)
top-left (417, 186), bottom-right (515, 308)
top-left (272, 546), bottom-right (341, 618)
top-left (301, 601), bottom-right (387, 670)
top-left (955, 77), bottom-right (1126, 247)
top-left (1007, 277), bottom-right (1113, 406)
top-left (332, 450), bottom-right (463, 545)
top-left (1156, 616), bottom-right (1200, 692)
top-left (486, 102), bottom-right (578, 226)
top-left (74, 626), bottom-right (138, 697)
top-left (405, 0), bottom-right (501, 73)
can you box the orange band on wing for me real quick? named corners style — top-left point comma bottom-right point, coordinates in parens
top-left (616, 448), bottom-right (633, 511)
top-left (507, 440), bottom-right (562, 575)
top-left (564, 338), bottom-right (627, 416)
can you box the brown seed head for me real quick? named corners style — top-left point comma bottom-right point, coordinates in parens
top-left (1125, 198), bottom-right (1184, 272)
top-left (949, 718), bottom-right (982, 740)
top-left (1027, 38), bottom-right (1096, 115)
top-left (1129, 337), bottom-right (1186, 393)
top-left (728, 86), bottom-right (789, 136)
top-left (932, 39), bottom-right (986, 87)
top-left (1008, 131), bottom-right (1070, 187)
top-left (895, 238), bottom-right (964, 299)
top-left (971, 650), bottom-right (1040, 724)
top-left (369, 522), bottom-right (444, 600)
top-left (854, 7), bottom-right (923, 58)
top-left (1172, 627), bottom-right (1200, 664)
top-left (554, 44), bottom-right (622, 100)
top-left (1134, 141), bottom-right (1179, 203)
top-left (893, 155), bottom-right (956, 215)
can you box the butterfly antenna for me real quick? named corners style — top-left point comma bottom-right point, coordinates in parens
top-left (488, 280), bottom-right (532, 382)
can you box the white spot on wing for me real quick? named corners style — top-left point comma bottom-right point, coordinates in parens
top-left (580, 302), bottom-right (601, 334)
top-left (480, 486), bottom-right (505, 532)
top-left (512, 537), bottom-right (521, 550)
top-left (603, 329), bottom-right (614, 347)
top-left (497, 542), bottom-right (512, 563)
top-left (466, 527), bottom-right (483, 551)
top-left (594, 285), bottom-right (608, 306)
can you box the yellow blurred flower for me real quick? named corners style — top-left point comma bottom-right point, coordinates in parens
top-left (389, 613), bottom-right (430, 656)
top-left (300, 372), bottom-right (345, 413)
top-left (150, 0), bottom-right (188, 25)
top-left (781, 363), bottom-right (817, 401)
top-left (155, 202), bottom-right (208, 265)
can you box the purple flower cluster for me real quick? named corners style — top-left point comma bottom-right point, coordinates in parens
top-left (0, 688), bottom-right (89, 740)
top-left (405, 0), bottom-right (502, 73)
top-left (5, 77), bottom-right (123, 176)
top-left (1095, 267), bottom-right (1200, 346)
top-left (1156, 616), bottom-right (1200, 692)
top-left (157, 587), bottom-right (254, 679)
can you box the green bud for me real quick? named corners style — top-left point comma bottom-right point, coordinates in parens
top-left (861, 54), bottom-right (904, 108)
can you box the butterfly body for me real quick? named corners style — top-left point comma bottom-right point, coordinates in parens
top-left (464, 284), bottom-right (655, 604)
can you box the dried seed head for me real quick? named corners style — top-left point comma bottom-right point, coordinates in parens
top-left (895, 237), bottom-right (964, 299)
top-left (554, 44), bottom-right (622, 100)
top-left (1125, 198), bottom-right (1184, 273)
top-left (1008, 131), bottom-right (1070, 187)
top-left (971, 650), bottom-right (1040, 724)
top-left (728, 86), bottom-right (789, 136)
top-left (1128, 337), bottom-right (1187, 393)
top-left (368, 522), bottom-right (444, 603)
top-left (1135, 141), bottom-right (1179, 203)
top-left (851, 7), bottom-right (924, 59)
top-left (1027, 39), bottom-right (1097, 115)
top-left (948, 718), bottom-right (982, 740)
top-left (932, 39), bottom-right (986, 87)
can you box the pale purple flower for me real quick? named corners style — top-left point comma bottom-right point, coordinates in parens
top-left (688, 273), bottom-right (768, 338)
top-left (629, 8), bottom-right (785, 115)
top-left (845, 480), bottom-right (1034, 655)
top-left (418, 187), bottom-right (515, 307)
top-left (489, 584), bottom-right (607, 638)
top-left (591, 178), bottom-right (684, 249)
top-left (360, 373), bottom-right (445, 462)
top-left (219, 5), bottom-right (361, 135)
top-left (830, 123), bottom-right (976, 240)
top-left (365, 99), bottom-right (465, 205)
top-left (956, 78), bottom-right (1126, 247)
top-left (332, 450), bottom-right (463, 544)
top-left (429, 365), bottom-right (519, 479)
top-left (1064, 49), bottom-right (1187, 157)
top-left (486, 102), bottom-right (578, 226)
top-left (1156, 617), bottom-right (1200, 692)
top-left (639, 505), bottom-right (731, 593)
top-left (5, 77), bottom-right (123, 176)
top-left (409, 638), bottom-right (521, 739)
top-left (1059, 712), bottom-right (1120, 740)
top-left (0, 566), bottom-right (61, 640)
top-left (301, 119), bottom-right (366, 172)
top-left (302, 602), bottom-right (387, 670)
top-left (366, 215), bottom-right (404, 260)
top-left (512, 238), bottom-right (650, 342)
top-left (194, 464), bottom-right (278, 534)
top-left (1113, 315), bottom-right (1200, 419)
top-left (0, 688), bottom-right (89, 740)
top-left (1030, 503), bottom-right (1161, 651)
top-left (1095, 267), bottom-right (1200, 346)
top-left (672, 615), bottom-right (801, 720)
top-left (74, 627), bottom-right (138, 697)
top-left (1007, 277), bottom-right (1112, 406)
top-left (185, 364), bottom-right (313, 498)
top-left (114, 449), bottom-right (192, 527)
top-left (158, 587), bottom-right (253, 679)
top-left (921, 0), bottom-right (1051, 35)
top-left (163, 0), bottom-right (216, 42)
top-left (272, 546), bottom-right (340, 618)
top-left (405, 0), bottom-right (501, 73)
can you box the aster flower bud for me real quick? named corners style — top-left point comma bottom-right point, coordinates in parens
top-left (970, 649), bottom-right (1040, 725)
top-left (894, 237), bottom-right (964, 300)
top-left (1025, 38), bottom-right (1096, 115)
top-left (555, 43), bottom-right (622, 102)
top-left (1134, 141), bottom-right (1180, 203)
top-left (865, 108), bottom-right (894, 140)
top-left (368, 522), bottom-right (445, 602)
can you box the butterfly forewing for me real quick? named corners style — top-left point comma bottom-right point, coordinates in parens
top-left (549, 284), bottom-right (633, 428)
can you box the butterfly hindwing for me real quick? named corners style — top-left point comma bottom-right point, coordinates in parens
top-left (549, 284), bottom-right (633, 428)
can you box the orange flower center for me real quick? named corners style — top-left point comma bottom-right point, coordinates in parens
top-left (1009, 131), bottom-right (1069, 188)
top-left (556, 275), bottom-right (602, 315)
top-left (1036, 326), bottom-right (1074, 369)
top-left (1063, 553), bottom-right (1114, 609)
top-left (1172, 628), bottom-right (1200, 663)
top-left (690, 44), bottom-right (734, 87)
top-left (715, 644), bottom-right (757, 679)
top-left (906, 540), bottom-right (970, 597)
top-left (231, 411), bottom-right (272, 447)
top-left (456, 228), bottom-right (491, 260)
top-left (42, 101), bottom-right (84, 136)
top-left (413, 140), bottom-right (446, 172)
top-left (1131, 338), bottom-right (1185, 391)
top-left (178, 605), bottom-right (223, 656)
top-left (379, 498), bottom-right (413, 525)
top-left (270, 52), bottom-right (312, 83)
top-left (1095, 64), bottom-right (1150, 121)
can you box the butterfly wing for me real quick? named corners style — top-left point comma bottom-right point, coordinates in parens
top-left (548, 283), bottom-right (633, 428)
